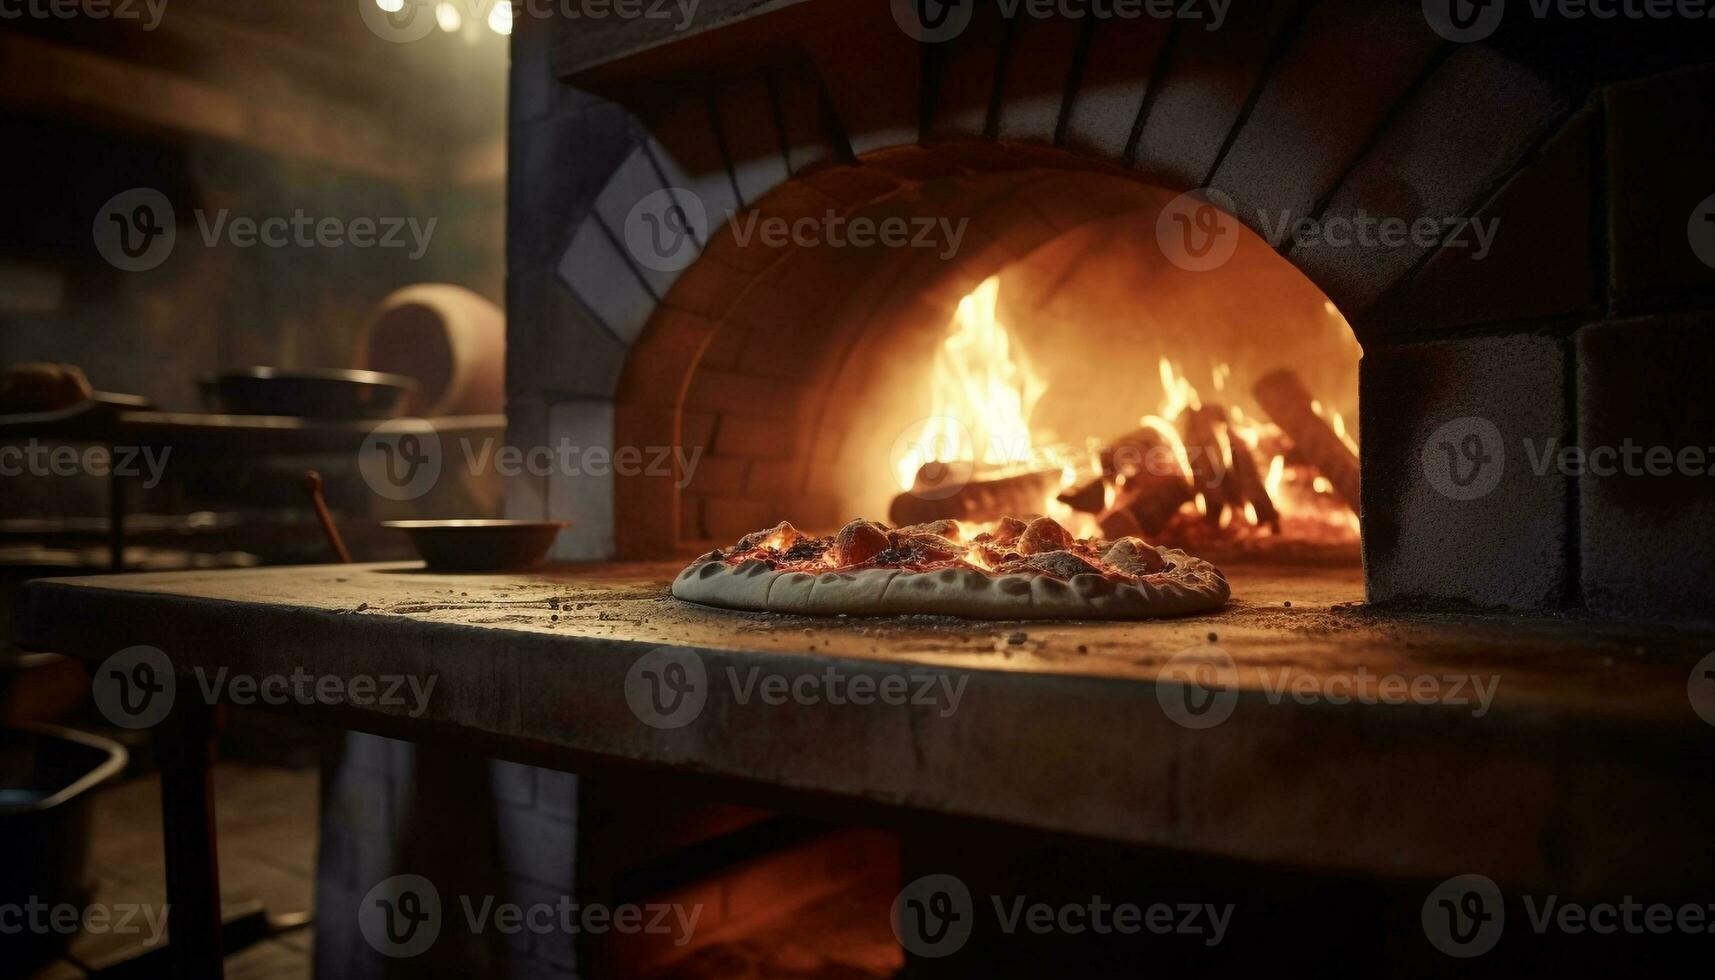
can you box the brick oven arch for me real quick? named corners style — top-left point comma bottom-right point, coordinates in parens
top-left (611, 137), bottom-right (1368, 557)
top-left (612, 143), bottom-right (1197, 556)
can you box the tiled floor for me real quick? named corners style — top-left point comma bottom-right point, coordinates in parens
top-left (29, 762), bottom-right (319, 979)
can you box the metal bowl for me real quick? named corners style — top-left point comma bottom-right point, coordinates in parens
top-left (199, 367), bottom-right (419, 420)
top-left (383, 520), bottom-right (569, 572)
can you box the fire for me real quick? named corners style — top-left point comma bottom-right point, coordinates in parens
top-left (1311, 397), bottom-right (1360, 457)
top-left (1158, 357), bottom-right (1202, 418)
top-left (897, 274), bottom-right (1358, 546)
top-left (1264, 452), bottom-right (1285, 498)
top-left (893, 276), bottom-right (1046, 491)
top-left (1161, 366), bottom-right (1360, 542)
top-left (895, 276), bottom-right (1102, 533)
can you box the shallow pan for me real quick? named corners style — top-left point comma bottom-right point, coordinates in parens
top-left (383, 520), bottom-right (569, 572)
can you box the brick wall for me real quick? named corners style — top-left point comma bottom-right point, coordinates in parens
top-left (1360, 63), bottom-right (1715, 621)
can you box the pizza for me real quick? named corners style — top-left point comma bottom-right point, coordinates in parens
top-left (671, 516), bottom-right (1230, 620)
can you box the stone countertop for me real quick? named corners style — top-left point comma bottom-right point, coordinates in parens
top-left (15, 560), bottom-right (1715, 895)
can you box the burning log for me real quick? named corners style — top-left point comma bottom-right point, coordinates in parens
top-left (1178, 406), bottom-right (1226, 529)
top-left (1186, 404), bottom-right (1281, 533)
top-left (1056, 477), bottom-right (1107, 515)
top-left (1096, 426), bottom-right (1194, 535)
top-left (1224, 421), bottom-right (1281, 533)
top-left (1252, 369), bottom-right (1360, 511)
top-left (888, 463), bottom-right (1062, 526)
top-left (1097, 505), bottom-right (1146, 541)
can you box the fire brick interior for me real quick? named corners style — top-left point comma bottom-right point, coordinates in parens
top-left (631, 159), bottom-right (1363, 554)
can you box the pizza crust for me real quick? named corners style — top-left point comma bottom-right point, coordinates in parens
top-left (672, 546), bottom-right (1229, 620)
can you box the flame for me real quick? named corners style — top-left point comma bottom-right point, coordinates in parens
top-left (1158, 357), bottom-right (1202, 417)
top-left (1141, 358), bottom-right (1361, 541)
top-left (896, 275), bottom-right (1359, 546)
top-left (1309, 398), bottom-right (1360, 457)
top-left (1264, 453), bottom-right (1285, 498)
top-left (1138, 413), bottom-right (1193, 487)
top-left (1330, 409), bottom-right (1358, 456)
top-left (895, 276), bottom-right (1045, 491)
top-left (896, 276), bottom-right (1106, 534)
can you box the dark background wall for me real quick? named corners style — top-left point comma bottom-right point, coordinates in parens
top-left (0, 0), bottom-right (508, 410)
top-left (0, 117), bottom-right (504, 410)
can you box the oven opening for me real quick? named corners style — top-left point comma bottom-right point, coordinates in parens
top-left (645, 156), bottom-right (1362, 586)
top-left (855, 208), bottom-right (1360, 563)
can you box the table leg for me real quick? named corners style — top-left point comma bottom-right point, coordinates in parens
top-left (156, 698), bottom-right (225, 979)
top-left (108, 462), bottom-right (126, 572)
